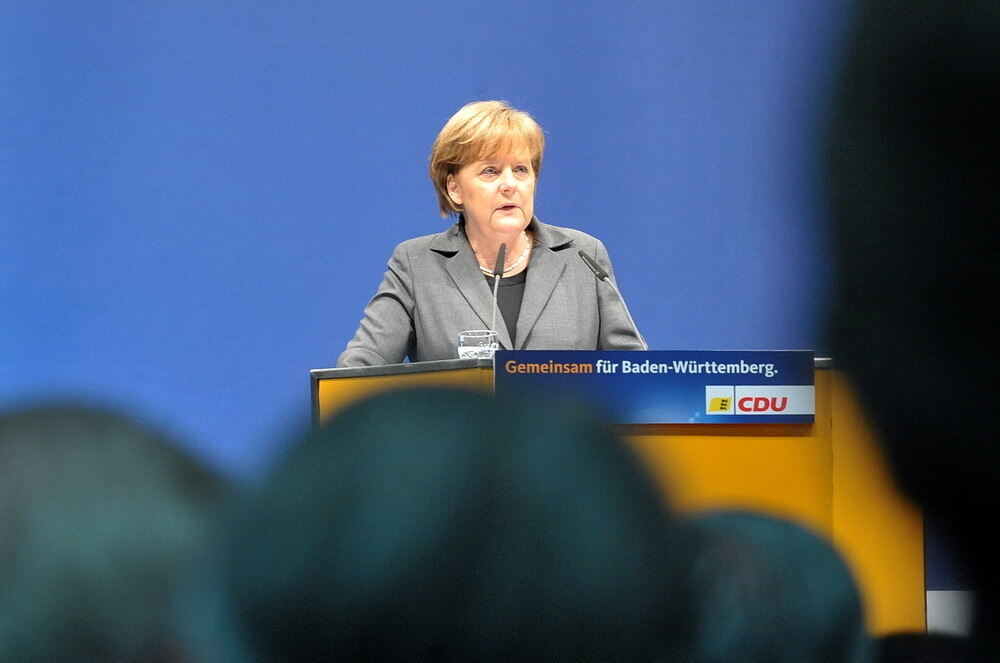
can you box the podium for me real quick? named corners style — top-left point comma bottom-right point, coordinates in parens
top-left (311, 354), bottom-right (923, 635)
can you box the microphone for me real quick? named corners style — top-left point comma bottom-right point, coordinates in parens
top-left (493, 243), bottom-right (508, 279)
top-left (490, 243), bottom-right (507, 342)
top-left (578, 250), bottom-right (648, 350)
top-left (578, 251), bottom-right (610, 282)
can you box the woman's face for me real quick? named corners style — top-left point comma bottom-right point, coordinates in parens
top-left (447, 149), bottom-right (535, 237)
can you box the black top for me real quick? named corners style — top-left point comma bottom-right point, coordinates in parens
top-left (484, 269), bottom-right (527, 346)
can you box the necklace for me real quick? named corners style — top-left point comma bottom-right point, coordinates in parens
top-left (477, 233), bottom-right (532, 277)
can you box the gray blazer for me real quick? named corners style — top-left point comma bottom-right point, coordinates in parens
top-left (337, 217), bottom-right (644, 367)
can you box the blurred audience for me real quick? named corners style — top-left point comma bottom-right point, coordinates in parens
top-left (0, 393), bottom-right (892, 663)
top-left (223, 387), bottom-right (698, 663)
top-left (827, 0), bottom-right (998, 656)
top-left (0, 404), bottom-right (228, 662)
top-left (686, 510), bottom-right (872, 663)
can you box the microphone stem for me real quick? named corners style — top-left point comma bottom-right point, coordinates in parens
top-left (489, 242), bottom-right (507, 346)
top-left (604, 278), bottom-right (648, 351)
top-left (491, 274), bottom-right (501, 335)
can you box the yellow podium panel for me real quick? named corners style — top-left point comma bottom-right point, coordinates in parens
top-left (626, 423), bottom-right (831, 530)
top-left (311, 360), bottom-right (924, 634)
top-left (624, 369), bottom-right (924, 634)
top-left (313, 359), bottom-right (493, 425)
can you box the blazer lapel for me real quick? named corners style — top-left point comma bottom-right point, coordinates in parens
top-left (515, 219), bottom-right (573, 349)
top-left (432, 222), bottom-right (515, 350)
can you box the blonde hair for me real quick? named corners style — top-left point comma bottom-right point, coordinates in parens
top-left (429, 101), bottom-right (545, 218)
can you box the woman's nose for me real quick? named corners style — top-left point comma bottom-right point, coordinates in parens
top-left (499, 169), bottom-right (516, 192)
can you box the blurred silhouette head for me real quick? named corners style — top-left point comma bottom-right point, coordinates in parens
top-left (686, 510), bottom-right (872, 663)
top-left (826, 0), bottom-right (997, 523)
top-left (0, 403), bottom-right (227, 662)
top-left (225, 387), bottom-right (696, 662)
top-left (875, 632), bottom-right (973, 663)
top-left (826, 0), bottom-right (999, 651)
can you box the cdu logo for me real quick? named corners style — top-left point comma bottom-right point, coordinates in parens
top-left (708, 397), bottom-right (732, 412)
top-left (705, 386), bottom-right (735, 415)
top-left (706, 384), bottom-right (814, 417)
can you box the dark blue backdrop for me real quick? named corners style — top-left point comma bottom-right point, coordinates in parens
top-left (1, 1), bottom-right (850, 477)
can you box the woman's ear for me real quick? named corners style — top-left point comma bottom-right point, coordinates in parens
top-left (446, 174), bottom-right (463, 207)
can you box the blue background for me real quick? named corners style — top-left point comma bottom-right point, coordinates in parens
top-left (1, 1), bottom-right (851, 477)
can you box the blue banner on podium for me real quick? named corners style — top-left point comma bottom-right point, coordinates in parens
top-left (494, 350), bottom-right (815, 424)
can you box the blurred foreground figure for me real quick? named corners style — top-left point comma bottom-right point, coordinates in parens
top-left (0, 404), bottom-right (227, 662)
top-left (687, 511), bottom-right (872, 663)
top-left (876, 632), bottom-right (973, 663)
top-left (826, 0), bottom-right (998, 657)
top-left (225, 388), bottom-right (696, 662)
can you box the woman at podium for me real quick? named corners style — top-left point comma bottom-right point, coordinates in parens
top-left (337, 100), bottom-right (644, 367)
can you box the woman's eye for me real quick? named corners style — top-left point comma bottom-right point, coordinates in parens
top-left (482, 167), bottom-right (498, 175)
top-left (514, 165), bottom-right (529, 174)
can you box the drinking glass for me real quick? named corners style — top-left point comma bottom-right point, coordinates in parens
top-left (457, 330), bottom-right (498, 359)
